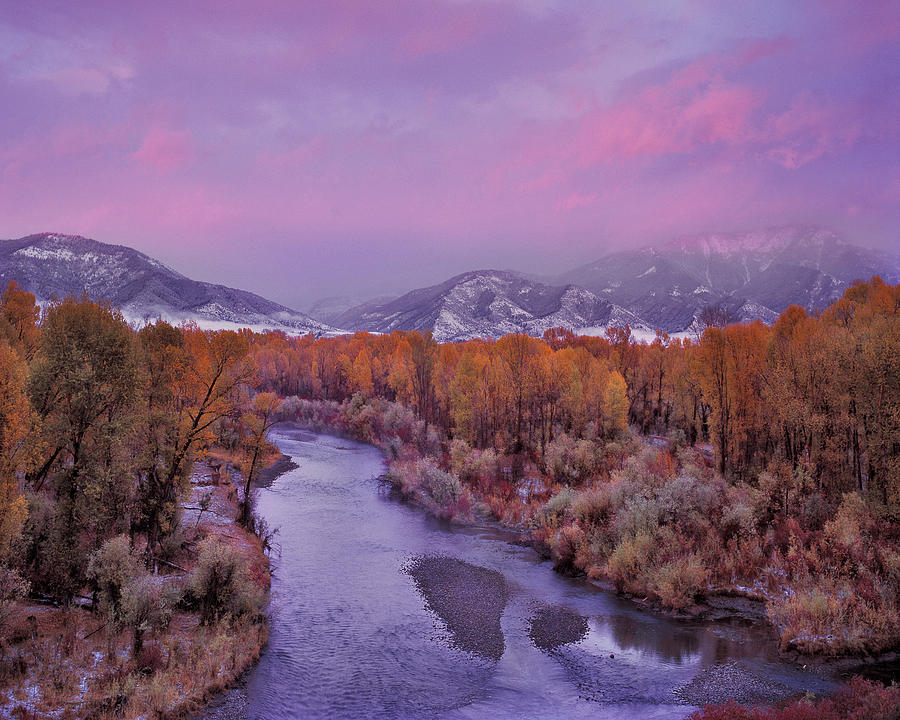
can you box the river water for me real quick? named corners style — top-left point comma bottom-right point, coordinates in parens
top-left (205, 425), bottom-right (838, 720)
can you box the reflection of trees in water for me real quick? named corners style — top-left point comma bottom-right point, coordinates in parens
top-left (602, 614), bottom-right (700, 664)
top-left (600, 613), bottom-right (771, 666)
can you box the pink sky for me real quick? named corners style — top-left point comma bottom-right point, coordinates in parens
top-left (1, 0), bottom-right (898, 307)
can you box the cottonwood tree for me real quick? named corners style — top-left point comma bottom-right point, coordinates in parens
top-left (238, 391), bottom-right (282, 527)
top-left (26, 298), bottom-right (138, 599)
top-left (0, 281), bottom-right (40, 360)
top-left (140, 324), bottom-right (254, 553)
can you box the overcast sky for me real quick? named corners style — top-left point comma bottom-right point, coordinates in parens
top-left (1, 1), bottom-right (898, 308)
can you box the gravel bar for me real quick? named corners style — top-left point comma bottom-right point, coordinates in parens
top-left (405, 555), bottom-right (509, 661)
top-left (674, 660), bottom-right (797, 705)
top-left (528, 603), bottom-right (589, 652)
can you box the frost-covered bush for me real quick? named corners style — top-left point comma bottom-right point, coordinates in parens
top-left (387, 458), bottom-right (470, 521)
top-left (719, 486), bottom-right (758, 539)
top-left (120, 574), bottom-right (177, 654)
top-left (612, 492), bottom-right (661, 539)
top-left (87, 535), bottom-right (142, 620)
top-left (418, 461), bottom-right (463, 511)
top-left (570, 486), bottom-right (613, 526)
top-left (542, 434), bottom-right (602, 484)
top-left (540, 488), bottom-right (577, 527)
top-left (450, 439), bottom-right (500, 490)
top-left (189, 536), bottom-right (265, 625)
top-left (88, 535), bottom-right (178, 655)
top-left (656, 473), bottom-right (719, 537)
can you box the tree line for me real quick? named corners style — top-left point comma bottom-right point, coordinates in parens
top-left (246, 276), bottom-right (898, 511)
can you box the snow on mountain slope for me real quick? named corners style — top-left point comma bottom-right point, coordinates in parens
top-left (333, 270), bottom-right (649, 342)
top-left (560, 227), bottom-right (899, 332)
top-left (7, 228), bottom-right (893, 344)
top-left (0, 233), bottom-right (339, 336)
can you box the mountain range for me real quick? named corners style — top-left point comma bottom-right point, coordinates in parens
top-left (326, 227), bottom-right (898, 340)
top-left (1, 229), bottom-right (896, 342)
top-left (0, 233), bottom-right (335, 336)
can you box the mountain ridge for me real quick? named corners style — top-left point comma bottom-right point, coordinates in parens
top-left (557, 227), bottom-right (898, 332)
top-left (2, 228), bottom-right (896, 343)
top-left (331, 269), bottom-right (650, 342)
top-left (0, 232), bottom-right (338, 336)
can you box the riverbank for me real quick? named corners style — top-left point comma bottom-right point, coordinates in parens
top-left (0, 461), bottom-right (270, 720)
top-left (287, 397), bottom-right (899, 661)
top-left (278, 408), bottom-right (900, 712)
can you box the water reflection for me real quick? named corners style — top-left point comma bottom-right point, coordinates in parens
top-left (601, 614), bottom-right (701, 665)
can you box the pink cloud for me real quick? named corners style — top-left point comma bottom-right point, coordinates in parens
top-left (765, 94), bottom-right (860, 169)
top-left (132, 127), bottom-right (194, 173)
top-left (255, 137), bottom-right (326, 173)
top-left (735, 36), bottom-right (793, 65)
top-left (575, 74), bottom-right (761, 164)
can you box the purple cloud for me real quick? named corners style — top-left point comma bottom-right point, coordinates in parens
top-left (0, 0), bottom-right (897, 307)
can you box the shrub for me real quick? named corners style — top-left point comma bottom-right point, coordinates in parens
top-left (612, 492), bottom-right (661, 540)
top-left (689, 676), bottom-right (900, 720)
top-left (418, 461), bottom-right (463, 512)
top-left (87, 535), bottom-right (142, 620)
top-left (570, 487), bottom-right (613, 526)
top-left (188, 536), bottom-right (265, 625)
top-left (606, 532), bottom-right (656, 595)
top-left (132, 641), bottom-right (167, 675)
top-left (543, 434), bottom-right (601, 484)
top-left (667, 428), bottom-right (688, 452)
top-left (652, 555), bottom-right (709, 609)
top-left (449, 438), bottom-right (479, 484)
top-left (120, 575), bottom-right (177, 655)
top-left (549, 524), bottom-right (585, 574)
top-left (801, 493), bottom-right (831, 532)
top-left (540, 488), bottom-right (577, 527)
top-left (824, 492), bottom-right (874, 550)
top-left (719, 487), bottom-right (758, 540)
top-left (657, 473), bottom-right (719, 535)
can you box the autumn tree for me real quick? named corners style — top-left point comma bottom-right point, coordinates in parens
top-left (496, 333), bottom-right (538, 452)
top-left (0, 341), bottom-right (37, 562)
top-left (0, 281), bottom-right (40, 359)
top-left (348, 346), bottom-right (375, 396)
top-left (145, 325), bottom-right (254, 550)
top-left (26, 298), bottom-right (138, 599)
top-left (238, 392), bottom-right (282, 527)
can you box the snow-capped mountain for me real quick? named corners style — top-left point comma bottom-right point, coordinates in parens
top-left (4, 228), bottom-right (894, 343)
top-left (0, 233), bottom-right (338, 336)
top-left (560, 227), bottom-right (899, 333)
top-left (331, 270), bottom-right (649, 342)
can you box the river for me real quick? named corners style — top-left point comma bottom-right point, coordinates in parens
top-left (203, 425), bottom-right (840, 720)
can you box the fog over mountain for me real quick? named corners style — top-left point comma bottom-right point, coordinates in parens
top-left (557, 227), bottom-right (899, 333)
top-left (331, 227), bottom-right (899, 338)
top-left (329, 270), bottom-right (648, 343)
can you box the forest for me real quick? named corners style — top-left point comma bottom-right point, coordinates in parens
top-left (0, 276), bottom-right (897, 717)
top-left (0, 282), bottom-right (272, 717)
